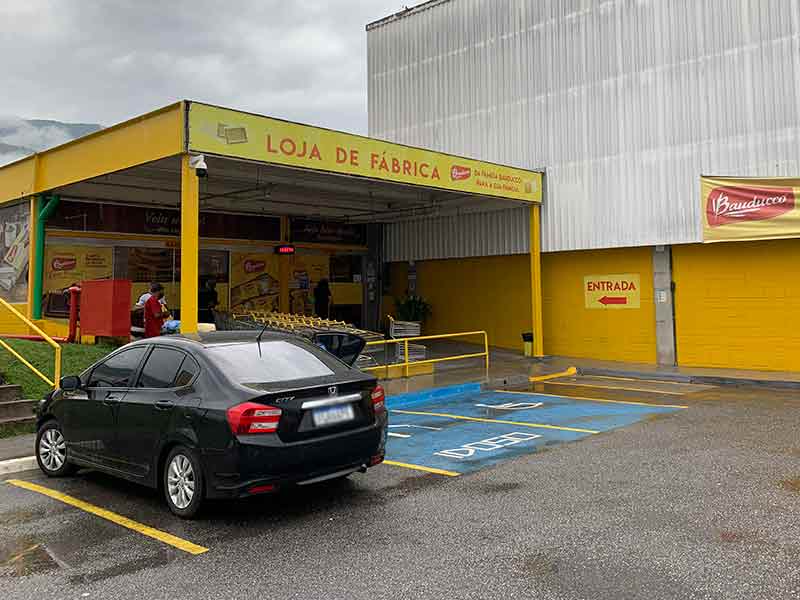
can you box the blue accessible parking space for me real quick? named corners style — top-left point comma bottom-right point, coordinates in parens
top-left (385, 384), bottom-right (685, 475)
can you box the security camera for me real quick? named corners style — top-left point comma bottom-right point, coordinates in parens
top-left (189, 154), bottom-right (208, 178)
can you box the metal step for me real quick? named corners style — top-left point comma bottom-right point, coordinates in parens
top-left (0, 399), bottom-right (37, 420)
top-left (0, 384), bottom-right (22, 404)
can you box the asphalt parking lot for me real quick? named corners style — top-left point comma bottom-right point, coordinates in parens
top-left (2, 375), bottom-right (800, 600)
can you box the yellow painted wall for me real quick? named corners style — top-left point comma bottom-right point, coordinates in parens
top-left (673, 240), bottom-right (800, 371)
top-left (542, 247), bottom-right (656, 363)
top-left (0, 303), bottom-right (30, 335)
top-left (389, 255), bottom-right (532, 350)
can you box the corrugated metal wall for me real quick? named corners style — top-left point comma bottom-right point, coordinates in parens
top-left (385, 206), bottom-right (529, 261)
top-left (369, 0), bottom-right (800, 254)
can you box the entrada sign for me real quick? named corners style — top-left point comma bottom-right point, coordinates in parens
top-left (584, 274), bottom-right (641, 309)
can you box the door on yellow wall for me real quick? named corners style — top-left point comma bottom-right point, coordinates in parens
top-left (289, 253), bottom-right (329, 315)
top-left (672, 240), bottom-right (800, 372)
top-left (541, 248), bottom-right (657, 363)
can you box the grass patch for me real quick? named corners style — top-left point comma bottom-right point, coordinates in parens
top-left (0, 338), bottom-right (118, 399)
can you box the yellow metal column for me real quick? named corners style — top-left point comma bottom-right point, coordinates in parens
top-left (530, 205), bottom-right (544, 357)
top-left (180, 155), bottom-right (199, 334)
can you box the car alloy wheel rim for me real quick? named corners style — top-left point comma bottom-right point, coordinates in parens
top-left (39, 428), bottom-right (66, 472)
top-left (167, 454), bottom-right (195, 509)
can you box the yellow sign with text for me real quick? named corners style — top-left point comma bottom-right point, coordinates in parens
top-left (43, 245), bottom-right (113, 293)
top-left (584, 274), bottom-right (640, 309)
top-left (188, 102), bottom-right (542, 203)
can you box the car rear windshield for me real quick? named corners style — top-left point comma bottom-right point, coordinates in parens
top-left (206, 340), bottom-right (338, 384)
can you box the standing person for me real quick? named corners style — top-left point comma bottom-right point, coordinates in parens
top-left (144, 283), bottom-right (170, 338)
top-left (198, 277), bottom-right (218, 324)
top-left (134, 282), bottom-right (167, 313)
top-left (313, 278), bottom-right (332, 319)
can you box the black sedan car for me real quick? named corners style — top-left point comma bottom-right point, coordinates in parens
top-left (35, 331), bottom-right (388, 517)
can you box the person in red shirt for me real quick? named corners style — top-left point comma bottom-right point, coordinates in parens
top-left (144, 283), bottom-right (170, 338)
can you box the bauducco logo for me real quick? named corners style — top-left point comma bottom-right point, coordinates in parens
top-left (51, 257), bottom-right (77, 271)
top-left (450, 165), bottom-right (471, 181)
top-left (244, 260), bottom-right (265, 273)
top-left (706, 185), bottom-right (795, 227)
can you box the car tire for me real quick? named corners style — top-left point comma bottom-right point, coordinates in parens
top-left (163, 445), bottom-right (204, 519)
top-left (35, 420), bottom-right (75, 477)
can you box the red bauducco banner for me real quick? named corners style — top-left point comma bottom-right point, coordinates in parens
top-left (702, 177), bottom-right (800, 242)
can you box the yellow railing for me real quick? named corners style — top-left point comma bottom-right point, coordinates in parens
top-left (0, 298), bottom-right (62, 389)
top-left (363, 330), bottom-right (489, 378)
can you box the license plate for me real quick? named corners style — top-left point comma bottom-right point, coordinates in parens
top-left (312, 403), bottom-right (355, 427)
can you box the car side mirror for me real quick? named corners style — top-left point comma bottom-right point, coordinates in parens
top-left (60, 375), bottom-right (82, 391)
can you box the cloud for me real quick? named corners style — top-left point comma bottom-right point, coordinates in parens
top-left (0, 117), bottom-right (76, 151)
top-left (0, 0), bottom-right (404, 134)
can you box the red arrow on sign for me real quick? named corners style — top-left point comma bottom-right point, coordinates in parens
top-left (599, 296), bottom-right (627, 305)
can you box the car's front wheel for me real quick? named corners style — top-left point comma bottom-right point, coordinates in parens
top-left (163, 445), bottom-right (204, 518)
top-left (36, 420), bottom-right (75, 477)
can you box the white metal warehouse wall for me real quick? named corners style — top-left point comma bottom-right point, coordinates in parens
top-left (369, 0), bottom-right (800, 254)
top-left (385, 206), bottom-right (530, 261)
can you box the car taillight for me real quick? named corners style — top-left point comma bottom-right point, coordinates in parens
top-left (371, 384), bottom-right (385, 414)
top-left (227, 402), bottom-right (282, 435)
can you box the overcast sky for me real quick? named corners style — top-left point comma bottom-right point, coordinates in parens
top-left (0, 0), bottom-right (408, 133)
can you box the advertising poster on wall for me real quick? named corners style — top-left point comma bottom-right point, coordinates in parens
top-left (43, 245), bottom-right (113, 293)
top-left (230, 252), bottom-right (280, 313)
top-left (701, 177), bottom-right (800, 242)
top-left (289, 253), bottom-right (330, 315)
top-left (0, 201), bottom-right (31, 303)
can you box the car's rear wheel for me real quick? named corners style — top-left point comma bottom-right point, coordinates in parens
top-left (163, 445), bottom-right (204, 518)
top-left (36, 420), bottom-right (75, 477)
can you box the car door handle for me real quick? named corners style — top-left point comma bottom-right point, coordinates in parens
top-left (102, 394), bottom-right (120, 405)
top-left (155, 400), bottom-right (173, 410)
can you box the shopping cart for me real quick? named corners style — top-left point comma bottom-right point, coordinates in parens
top-left (386, 315), bottom-right (426, 362)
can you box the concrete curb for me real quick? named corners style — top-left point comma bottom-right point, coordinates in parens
top-left (579, 367), bottom-right (693, 384)
top-left (579, 367), bottom-right (800, 390)
top-left (0, 456), bottom-right (37, 476)
top-left (484, 374), bottom-right (531, 389)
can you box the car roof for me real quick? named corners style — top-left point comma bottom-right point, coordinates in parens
top-left (127, 330), bottom-right (300, 350)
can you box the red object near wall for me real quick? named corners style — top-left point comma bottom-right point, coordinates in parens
top-left (79, 279), bottom-right (132, 337)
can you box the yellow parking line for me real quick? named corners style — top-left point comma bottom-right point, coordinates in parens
top-left (528, 366), bottom-right (577, 382)
top-left (390, 409), bottom-right (599, 434)
top-left (383, 460), bottom-right (461, 477)
top-left (6, 479), bottom-right (208, 555)
top-left (585, 374), bottom-right (689, 385)
top-left (540, 379), bottom-right (687, 395)
top-left (493, 389), bottom-right (688, 409)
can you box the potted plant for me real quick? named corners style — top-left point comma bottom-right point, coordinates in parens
top-left (392, 295), bottom-right (432, 336)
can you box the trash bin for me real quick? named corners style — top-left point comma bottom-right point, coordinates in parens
top-left (522, 332), bottom-right (533, 357)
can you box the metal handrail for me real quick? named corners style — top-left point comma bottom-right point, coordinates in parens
top-left (363, 330), bottom-right (489, 378)
top-left (0, 298), bottom-right (62, 388)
